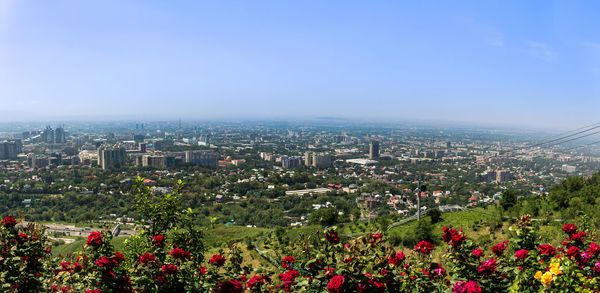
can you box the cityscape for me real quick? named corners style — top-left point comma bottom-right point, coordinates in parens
top-left (2, 0), bottom-right (600, 292)
top-left (1, 121), bottom-right (600, 231)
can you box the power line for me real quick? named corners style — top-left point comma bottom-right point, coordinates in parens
top-left (524, 124), bottom-right (600, 149)
top-left (533, 121), bottom-right (600, 143)
top-left (563, 139), bottom-right (600, 151)
top-left (541, 129), bottom-right (600, 148)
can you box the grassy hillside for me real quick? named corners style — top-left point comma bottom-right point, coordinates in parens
top-left (52, 236), bottom-right (128, 257)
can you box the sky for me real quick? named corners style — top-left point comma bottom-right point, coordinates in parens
top-left (0, 0), bottom-right (599, 130)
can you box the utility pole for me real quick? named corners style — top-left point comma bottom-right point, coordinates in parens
top-left (416, 171), bottom-right (426, 222)
top-left (417, 178), bottom-right (421, 221)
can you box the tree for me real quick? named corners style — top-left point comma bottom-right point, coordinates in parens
top-left (500, 189), bottom-right (517, 210)
top-left (308, 208), bottom-right (338, 226)
top-left (427, 208), bottom-right (442, 224)
top-left (412, 218), bottom-right (434, 245)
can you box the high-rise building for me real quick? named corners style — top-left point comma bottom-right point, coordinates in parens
top-left (40, 126), bottom-right (66, 144)
top-left (304, 151), bottom-right (313, 166)
top-left (369, 141), bottom-right (380, 159)
top-left (139, 143), bottom-right (147, 153)
top-left (0, 140), bottom-right (21, 160)
top-left (98, 145), bottom-right (126, 169)
top-left (561, 164), bottom-right (577, 173)
top-left (54, 127), bottom-right (66, 143)
top-left (185, 150), bottom-right (218, 167)
top-left (478, 171), bottom-right (497, 183)
top-left (282, 157), bottom-right (301, 168)
top-left (198, 134), bottom-right (211, 146)
top-left (496, 170), bottom-right (514, 182)
top-left (142, 153), bottom-right (168, 169)
top-left (41, 126), bottom-right (54, 144)
top-left (312, 153), bottom-right (332, 168)
top-left (27, 153), bottom-right (48, 169)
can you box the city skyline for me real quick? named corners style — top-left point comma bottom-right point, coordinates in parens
top-left (1, 1), bottom-right (599, 129)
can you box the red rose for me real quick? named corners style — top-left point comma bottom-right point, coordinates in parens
top-left (442, 227), bottom-right (452, 242)
top-left (325, 229), bottom-right (340, 244)
top-left (369, 233), bottom-right (383, 243)
top-left (452, 281), bottom-right (467, 293)
top-left (492, 241), bottom-right (508, 256)
top-left (210, 254), bottom-right (226, 267)
top-left (563, 224), bottom-right (577, 235)
top-left (200, 267), bottom-right (207, 275)
top-left (86, 232), bottom-right (103, 247)
top-left (279, 270), bottom-right (300, 282)
top-left (327, 275), bottom-right (345, 293)
top-left (472, 249), bottom-right (483, 257)
top-left (566, 246), bottom-right (580, 258)
top-left (442, 227), bottom-right (465, 245)
top-left (60, 261), bottom-right (70, 271)
top-left (388, 252), bottom-right (405, 265)
top-left (514, 249), bottom-right (528, 261)
top-left (161, 264), bottom-right (178, 275)
top-left (368, 279), bottom-right (386, 291)
top-left (218, 279), bottom-right (243, 293)
top-left (464, 281), bottom-right (482, 293)
top-left (111, 252), bottom-right (125, 264)
top-left (279, 270), bottom-right (299, 291)
top-left (452, 233), bottom-right (466, 246)
top-left (2, 216), bottom-right (17, 228)
top-left (570, 232), bottom-right (587, 243)
top-left (139, 253), bottom-right (157, 264)
top-left (170, 248), bottom-right (191, 260)
top-left (282, 256), bottom-right (295, 269)
top-left (589, 242), bottom-right (600, 256)
top-left (414, 241), bottom-right (434, 255)
top-left (477, 258), bottom-right (497, 276)
top-left (595, 262), bottom-right (600, 274)
top-left (94, 256), bottom-right (114, 269)
top-left (152, 235), bottom-right (165, 245)
top-left (247, 274), bottom-right (270, 289)
top-left (539, 244), bottom-right (556, 256)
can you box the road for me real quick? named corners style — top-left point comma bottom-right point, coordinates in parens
top-left (22, 222), bottom-right (137, 238)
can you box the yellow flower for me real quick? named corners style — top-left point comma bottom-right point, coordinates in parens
top-left (549, 262), bottom-right (562, 275)
top-left (541, 271), bottom-right (554, 286)
top-left (534, 271), bottom-right (543, 280)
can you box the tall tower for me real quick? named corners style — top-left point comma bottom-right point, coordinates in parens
top-left (369, 141), bottom-right (379, 159)
top-left (54, 127), bottom-right (66, 143)
top-left (304, 151), bottom-right (313, 166)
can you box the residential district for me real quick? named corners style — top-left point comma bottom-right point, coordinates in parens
top-left (0, 121), bottom-right (598, 233)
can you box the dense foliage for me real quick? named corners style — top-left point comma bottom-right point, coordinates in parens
top-left (3, 177), bottom-right (600, 292)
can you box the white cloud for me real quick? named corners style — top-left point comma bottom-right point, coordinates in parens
top-left (525, 41), bottom-right (557, 61)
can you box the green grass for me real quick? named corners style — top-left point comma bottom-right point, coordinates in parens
top-left (52, 236), bottom-right (129, 257)
top-left (283, 225), bottom-right (323, 243)
top-left (204, 225), bottom-right (271, 248)
top-left (386, 208), bottom-right (502, 249)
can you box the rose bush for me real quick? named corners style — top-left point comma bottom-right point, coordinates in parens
top-left (4, 179), bottom-right (600, 292)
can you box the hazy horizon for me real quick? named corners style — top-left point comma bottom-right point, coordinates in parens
top-left (1, 1), bottom-right (599, 129)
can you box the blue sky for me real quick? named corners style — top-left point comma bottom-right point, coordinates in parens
top-left (0, 0), bottom-right (599, 129)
